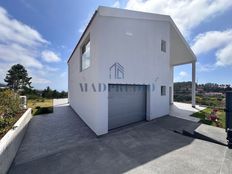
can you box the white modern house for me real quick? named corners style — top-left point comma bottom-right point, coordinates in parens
top-left (68, 6), bottom-right (196, 135)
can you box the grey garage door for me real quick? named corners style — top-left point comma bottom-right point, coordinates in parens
top-left (108, 84), bottom-right (146, 130)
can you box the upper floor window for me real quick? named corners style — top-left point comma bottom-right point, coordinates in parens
top-left (161, 86), bottom-right (166, 96)
top-left (81, 38), bottom-right (90, 71)
top-left (161, 40), bottom-right (166, 52)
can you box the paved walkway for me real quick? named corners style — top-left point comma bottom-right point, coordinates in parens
top-left (170, 102), bottom-right (206, 122)
top-left (9, 99), bottom-right (96, 167)
top-left (8, 99), bottom-right (231, 174)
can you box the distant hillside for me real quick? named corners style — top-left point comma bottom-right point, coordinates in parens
top-left (174, 82), bottom-right (232, 93)
top-left (174, 82), bottom-right (192, 102)
top-left (174, 82), bottom-right (229, 107)
top-left (174, 82), bottom-right (192, 93)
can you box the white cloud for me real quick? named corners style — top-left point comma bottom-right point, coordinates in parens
top-left (0, 6), bottom-right (62, 86)
top-left (0, 62), bottom-right (12, 83)
top-left (197, 62), bottom-right (216, 72)
top-left (191, 29), bottom-right (232, 67)
top-left (216, 44), bottom-right (232, 66)
top-left (0, 6), bottom-right (47, 46)
top-left (191, 29), bottom-right (232, 55)
top-left (27, 69), bottom-right (52, 85)
top-left (0, 6), bottom-right (46, 69)
top-left (45, 65), bottom-right (59, 72)
top-left (174, 71), bottom-right (189, 81)
top-left (125, 0), bottom-right (232, 36)
top-left (31, 75), bottom-right (51, 84)
top-left (78, 0), bottom-right (232, 37)
top-left (41, 50), bottom-right (61, 62)
top-left (179, 71), bottom-right (188, 77)
top-left (34, 66), bottom-right (59, 77)
top-left (0, 43), bottom-right (43, 68)
top-left (112, 1), bottom-right (120, 8)
top-left (79, 2), bottom-right (123, 34)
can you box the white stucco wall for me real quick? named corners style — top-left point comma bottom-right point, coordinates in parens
top-left (95, 15), bottom-right (172, 131)
top-left (68, 17), bottom-right (104, 134)
top-left (68, 9), bottom-right (179, 135)
top-left (0, 108), bottom-right (32, 174)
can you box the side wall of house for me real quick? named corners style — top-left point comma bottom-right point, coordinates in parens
top-left (68, 15), bottom-right (107, 135)
top-left (68, 13), bottom-right (174, 135)
top-left (93, 15), bottom-right (173, 133)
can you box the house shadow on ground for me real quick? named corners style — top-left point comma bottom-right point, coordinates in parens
top-left (8, 103), bottom-right (227, 174)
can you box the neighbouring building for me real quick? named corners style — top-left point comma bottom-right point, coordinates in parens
top-left (68, 6), bottom-right (196, 135)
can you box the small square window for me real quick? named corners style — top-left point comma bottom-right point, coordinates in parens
top-left (161, 86), bottom-right (166, 96)
top-left (161, 40), bottom-right (166, 52)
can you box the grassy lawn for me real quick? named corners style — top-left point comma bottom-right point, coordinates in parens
top-left (28, 99), bottom-right (53, 116)
top-left (191, 108), bottom-right (226, 128)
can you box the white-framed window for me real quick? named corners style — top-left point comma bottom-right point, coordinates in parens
top-left (81, 38), bottom-right (90, 71)
top-left (161, 86), bottom-right (166, 96)
top-left (161, 40), bottom-right (166, 52)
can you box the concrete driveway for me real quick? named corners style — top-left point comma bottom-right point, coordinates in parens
top-left (8, 99), bottom-right (231, 174)
top-left (169, 102), bottom-right (206, 122)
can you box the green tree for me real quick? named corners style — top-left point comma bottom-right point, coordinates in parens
top-left (4, 64), bottom-right (32, 91)
top-left (42, 86), bottom-right (53, 98)
top-left (52, 90), bottom-right (59, 98)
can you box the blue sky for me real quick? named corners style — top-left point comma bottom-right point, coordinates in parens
top-left (0, 0), bottom-right (232, 91)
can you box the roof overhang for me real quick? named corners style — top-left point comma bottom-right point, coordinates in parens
top-left (169, 18), bottom-right (196, 66)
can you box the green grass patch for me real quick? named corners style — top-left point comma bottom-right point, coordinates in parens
top-left (191, 108), bottom-right (225, 128)
top-left (28, 99), bottom-right (53, 116)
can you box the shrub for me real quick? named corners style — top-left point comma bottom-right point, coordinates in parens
top-left (0, 117), bottom-right (18, 137)
top-left (0, 90), bottom-right (21, 118)
top-left (0, 118), bottom-right (8, 128)
top-left (34, 107), bottom-right (53, 115)
top-left (0, 117), bottom-right (16, 129)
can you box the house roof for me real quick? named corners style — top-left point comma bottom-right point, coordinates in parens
top-left (67, 6), bottom-right (196, 64)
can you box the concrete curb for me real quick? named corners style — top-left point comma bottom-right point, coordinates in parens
top-left (0, 108), bottom-right (32, 174)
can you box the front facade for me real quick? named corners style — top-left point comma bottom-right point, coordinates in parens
top-left (68, 6), bottom-right (196, 135)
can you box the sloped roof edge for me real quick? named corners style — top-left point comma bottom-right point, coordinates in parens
top-left (67, 6), bottom-right (196, 63)
top-left (67, 10), bottom-right (98, 63)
